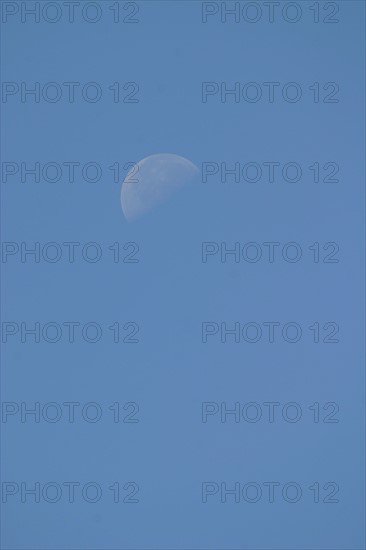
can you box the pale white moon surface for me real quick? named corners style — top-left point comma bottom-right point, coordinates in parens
top-left (121, 153), bottom-right (199, 221)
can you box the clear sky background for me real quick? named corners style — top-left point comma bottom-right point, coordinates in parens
top-left (1, 1), bottom-right (365, 548)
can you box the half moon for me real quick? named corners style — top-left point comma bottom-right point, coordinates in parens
top-left (121, 153), bottom-right (199, 221)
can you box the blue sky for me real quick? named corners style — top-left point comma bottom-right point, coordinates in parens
top-left (1, 1), bottom-right (365, 548)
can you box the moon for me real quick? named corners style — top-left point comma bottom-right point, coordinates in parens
top-left (121, 153), bottom-right (199, 221)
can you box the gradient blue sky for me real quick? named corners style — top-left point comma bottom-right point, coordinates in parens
top-left (1, 1), bottom-right (365, 548)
